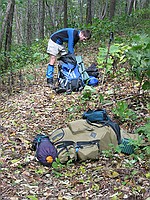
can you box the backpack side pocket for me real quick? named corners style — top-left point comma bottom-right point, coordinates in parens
top-left (76, 140), bottom-right (100, 161)
top-left (55, 141), bottom-right (77, 163)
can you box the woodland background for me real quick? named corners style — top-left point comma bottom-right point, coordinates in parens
top-left (0, 0), bottom-right (150, 199)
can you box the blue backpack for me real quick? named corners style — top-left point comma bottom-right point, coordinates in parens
top-left (32, 134), bottom-right (58, 167)
top-left (56, 54), bottom-right (84, 94)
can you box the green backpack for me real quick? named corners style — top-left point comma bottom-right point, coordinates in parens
top-left (50, 119), bottom-right (118, 163)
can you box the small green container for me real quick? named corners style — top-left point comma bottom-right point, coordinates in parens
top-left (120, 138), bottom-right (134, 154)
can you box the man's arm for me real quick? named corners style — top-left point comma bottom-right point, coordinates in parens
top-left (67, 29), bottom-right (74, 54)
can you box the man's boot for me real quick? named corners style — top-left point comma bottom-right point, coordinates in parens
top-left (47, 78), bottom-right (54, 88)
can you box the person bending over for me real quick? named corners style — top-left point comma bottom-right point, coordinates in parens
top-left (46, 28), bottom-right (91, 87)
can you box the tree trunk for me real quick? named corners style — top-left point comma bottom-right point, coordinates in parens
top-left (64, 0), bottom-right (68, 28)
top-left (45, 0), bottom-right (55, 28)
top-left (133, 0), bottom-right (137, 11)
top-left (86, 0), bottom-right (92, 25)
top-left (100, 0), bottom-right (108, 20)
top-left (27, 0), bottom-right (32, 46)
top-left (125, 0), bottom-right (128, 14)
top-left (5, 0), bottom-right (15, 53)
top-left (128, 0), bottom-right (134, 15)
top-left (14, 6), bottom-right (22, 44)
top-left (0, 0), bottom-right (14, 52)
top-left (38, 0), bottom-right (45, 39)
top-left (109, 0), bottom-right (116, 20)
top-left (3, 0), bottom-right (15, 75)
top-left (79, 0), bottom-right (83, 24)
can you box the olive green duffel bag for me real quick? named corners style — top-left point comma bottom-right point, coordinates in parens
top-left (49, 119), bottom-right (118, 163)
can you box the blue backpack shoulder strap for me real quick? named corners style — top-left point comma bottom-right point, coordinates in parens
top-left (106, 121), bottom-right (121, 145)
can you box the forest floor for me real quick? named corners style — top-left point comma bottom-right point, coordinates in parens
top-left (0, 45), bottom-right (150, 200)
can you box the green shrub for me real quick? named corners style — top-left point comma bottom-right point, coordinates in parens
top-left (126, 34), bottom-right (150, 91)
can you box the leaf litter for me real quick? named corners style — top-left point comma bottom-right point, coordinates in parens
top-left (0, 45), bottom-right (150, 200)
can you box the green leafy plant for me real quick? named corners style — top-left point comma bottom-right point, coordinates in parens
top-left (81, 85), bottom-right (96, 101)
top-left (112, 101), bottom-right (137, 122)
top-left (102, 143), bottom-right (122, 158)
top-left (97, 43), bottom-right (130, 76)
top-left (123, 158), bottom-right (137, 168)
top-left (52, 158), bottom-right (73, 177)
top-left (52, 158), bottom-right (64, 177)
top-left (0, 39), bottom-right (48, 74)
top-left (134, 122), bottom-right (150, 155)
top-left (52, 158), bottom-right (64, 170)
top-left (99, 93), bottom-right (104, 104)
top-left (27, 195), bottom-right (38, 200)
top-left (35, 168), bottom-right (46, 175)
top-left (127, 34), bottom-right (150, 91)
